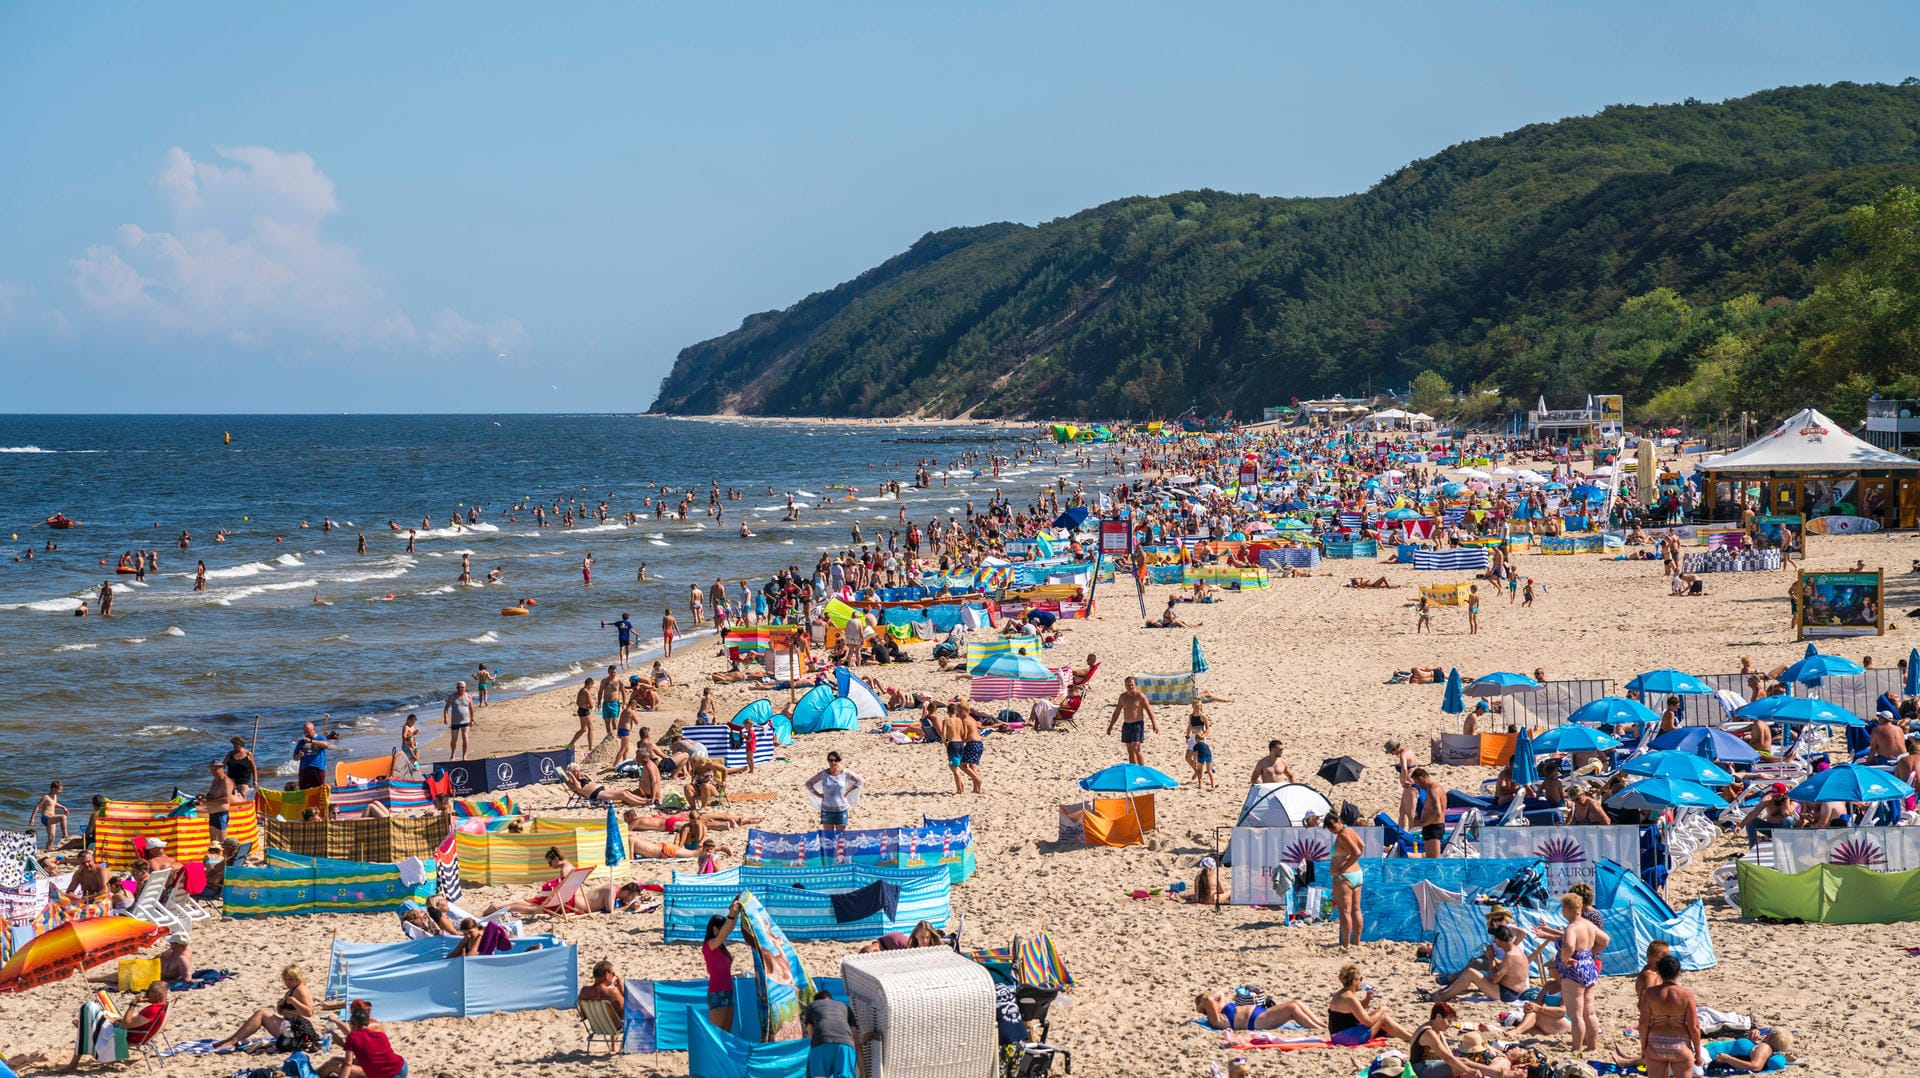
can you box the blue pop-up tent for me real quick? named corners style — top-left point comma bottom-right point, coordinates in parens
top-left (834, 666), bottom-right (886, 720)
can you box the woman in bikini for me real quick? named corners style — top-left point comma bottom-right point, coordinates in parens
top-left (1557, 892), bottom-right (1609, 1056)
top-left (1636, 954), bottom-right (1699, 1078)
top-left (1192, 989), bottom-right (1321, 1032)
top-left (561, 765), bottom-right (652, 807)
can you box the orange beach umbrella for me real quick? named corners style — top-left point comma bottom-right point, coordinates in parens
top-left (0, 916), bottom-right (167, 993)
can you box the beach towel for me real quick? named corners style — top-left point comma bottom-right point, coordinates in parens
top-left (1132, 672), bottom-right (1196, 706)
top-left (829, 880), bottom-right (899, 923)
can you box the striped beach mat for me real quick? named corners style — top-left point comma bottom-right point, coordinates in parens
top-left (1131, 672), bottom-right (1196, 706)
top-left (1410, 548), bottom-right (1490, 572)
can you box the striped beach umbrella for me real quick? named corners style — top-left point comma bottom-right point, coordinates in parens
top-left (0, 917), bottom-right (168, 994)
top-left (968, 654), bottom-right (1063, 701)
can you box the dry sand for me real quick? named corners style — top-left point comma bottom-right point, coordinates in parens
top-left (7, 529), bottom-right (1920, 1077)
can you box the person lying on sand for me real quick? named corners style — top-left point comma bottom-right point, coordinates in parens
top-left (486, 879), bottom-right (653, 917)
top-left (1194, 989), bottom-right (1322, 1032)
top-left (1348, 576), bottom-right (1396, 588)
top-left (561, 765), bottom-right (652, 806)
top-left (620, 806), bottom-right (761, 832)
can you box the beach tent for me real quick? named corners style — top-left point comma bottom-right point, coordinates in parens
top-left (729, 699), bottom-right (775, 747)
top-left (787, 684), bottom-right (834, 734)
top-left (833, 666), bottom-right (886, 720)
top-left (1237, 783), bottom-right (1333, 827)
top-left (326, 934), bottom-right (578, 1021)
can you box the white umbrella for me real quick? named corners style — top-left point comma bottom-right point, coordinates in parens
top-left (1493, 466), bottom-right (1515, 476)
top-left (1169, 475), bottom-right (1196, 485)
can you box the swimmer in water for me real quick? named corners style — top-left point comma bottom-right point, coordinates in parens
top-left (739, 522), bottom-right (754, 538)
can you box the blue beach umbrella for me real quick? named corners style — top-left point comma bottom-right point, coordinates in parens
top-left (1789, 764), bottom-right (1915, 804)
top-left (1053, 506), bottom-right (1090, 530)
top-left (1441, 668), bottom-right (1465, 715)
top-left (1625, 669), bottom-right (1713, 696)
top-left (1079, 763), bottom-right (1181, 794)
top-left (1569, 484), bottom-right (1608, 503)
top-left (1906, 648), bottom-right (1920, 697)
top-left (1780, 644), bottom-right (1865, 686)
top-left (1530, 724), bottom-right (1622, 754)
top-left (1606, 777), bottom-right (1729, 812)
top-left (604, 803), bottom-right (625, 869)
top-left (970, 653), bottom-right (1053, 680)
top-left (1466, 672), bottom-right (1542, 697)
top-left (1509, 727), bottom-right (1540, 787)
top-left (1621, 751), bottom-right (1738, 787)
top-left (1565, 696), bottom-right (1660, 728)
top-left (1385, 508), bottom-right (1424, 521)
top-left (1734, 695), bottom-right (1865, 728)
top-left (1191, 635), bottom-right (1209, 675)
top-left (1439, 482), bottom-right (1468, 497)
top-left (1649, 726), bottom-right (1761, 765)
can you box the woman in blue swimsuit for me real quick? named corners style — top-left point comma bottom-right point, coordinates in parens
top-left (1193, 989), bottom-right (1320, 1032)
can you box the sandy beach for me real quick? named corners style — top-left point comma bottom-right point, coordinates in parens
top-left (7, 522), bottom-right (1918, 1078)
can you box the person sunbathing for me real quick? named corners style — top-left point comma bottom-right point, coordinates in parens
top-left (1703, 1030), bottom-right (1791, 1072)
top-left (621, 806), bottom-right (760, 834)
top-left (210, 964), bottom-right (316, 1050)
top-left (578, 959), bottom-right (625, 1016)
top-left (488, 879), bottom-right (651, 918)
top-left (1154, 599), bottom-right (1200, 628)
top-left (859, 920), bottom-right (945, 952)
top-left (423, 895), bottom-right (463, 935)
top-left (561, 765), bottom-right (651, 806)
top-left (447, 918), bottom-right (485, 958)
top-left (1427, 926), bottom-right (1535, 1003)
top-left (1194, 989), bottom-right (1322, 1032)
top-left (1328, 964), bottom-right (1413, 1044)
top-left (1347, 577), bottom-right (1395, 588)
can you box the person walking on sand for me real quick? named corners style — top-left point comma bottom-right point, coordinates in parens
top-left (1325, 813), bottom-right (1365, 947)
top-left (1107, 676), bottom-right (1156, 766)
top-left (662, 608), bottom-right (679, 657)
top-left (939, 704), bottom-right (968, 794)
top-left (957, 706), bottom-right (984, 794)
top-left (443, 681), bottom-right (475, 761)
top-left (597, 665), bottom-right (622, 737)
top-left (1467, 584), bottom-right (1481, 634)
top-left (1251, 740), bottom-right (1295, 784)
top-left (1414, 592), bottom-right (1431, 633)
top-left (570, 677), bottom-right (597, 754)
top-left (30, 780), bottom-right (69, 846)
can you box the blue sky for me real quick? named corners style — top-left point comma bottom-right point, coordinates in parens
top-left (1, 2), bottom-right (1915, 413)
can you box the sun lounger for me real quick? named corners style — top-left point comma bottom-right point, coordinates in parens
top-left (127, 870), bottom-right (189, 933)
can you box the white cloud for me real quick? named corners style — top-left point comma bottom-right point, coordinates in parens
top-left (67, 146), bottom-right (523, 357)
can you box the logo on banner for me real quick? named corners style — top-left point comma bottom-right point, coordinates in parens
top-left (495, 762), bottom-right (515, 786)
top-left (449, 767), bottom-right (470, 790)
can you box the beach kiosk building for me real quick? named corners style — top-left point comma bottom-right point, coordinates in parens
top-left (1698, 407), bottom-right (1920, 528)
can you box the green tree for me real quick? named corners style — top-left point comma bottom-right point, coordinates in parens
top-left (1408, 370), bottom-right (1453, 416)
top-left (1799, 185), bottom-right (1920, 389)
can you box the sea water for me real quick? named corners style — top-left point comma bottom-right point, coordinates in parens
top-left (0, 414), bottom-right (1051, 818)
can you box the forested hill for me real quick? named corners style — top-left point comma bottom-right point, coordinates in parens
top-left (649, 82), bottom-right (1920, 422)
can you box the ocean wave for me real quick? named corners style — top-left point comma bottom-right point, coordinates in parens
top-left (496, 661), bottom-right (586, 694)
top-left (126, 637), bottom-right (148, 644)
top-left (133, 724), bottom-right (204, 737)
top-left (412, 522), bottom-right (500, 539)
top-left (220, 578), bottom-right (321, 603)
top-left (648, 539), bottom-right (669, 546)
top-left (569, 522), bottom-right (629, 534)
top-left (320, 633), bottom-right (351, 642)
top-left (205, 559), bottom-right (276, 579)
top-left (423, 584), bottom-right (457, 595)
top-left (644, 533), bottom-right (664, 540)
top-left (274, 553), bottom-right (304, 566)
top-left (53, 642), bottom-right (99, 652)
top-left (0, 596), bottom-right (86, 613)
top-left (467, 630), bottom-right (500, 644)
top-left (0, 445), bottom-right (55, 453)
top-left (161, 626), bottom-right (185, 636)
top-left (334, 566), bottom-right (412, 583)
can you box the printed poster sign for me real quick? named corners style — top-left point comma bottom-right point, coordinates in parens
top-left (1475, 826), bottom-right (1640, 895)
top-left (1796, 571), bottom-right (1883, 639)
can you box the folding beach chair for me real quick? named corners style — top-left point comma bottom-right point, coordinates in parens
top-left (528, 867), bottom-right (592, 917)
top-left (129, 1000), bottom-right (173, 1072)
top-left (127, 871), bottom-right (188, 933)
top-left (1050, 694), bottom-right (1084, 732)
top-left (577, 998), bottom-right (623, 1054)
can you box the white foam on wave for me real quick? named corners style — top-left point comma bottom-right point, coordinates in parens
top-left (0, 595), bottom-right (87, 612)
top-left (497, 661), bottom-right (586, 694)
top-left (275, 553), bottom-right (304, 566)
top-left (423, 584), bottom-right (457, 595)
top-left (0, 446), bottom-right (54, 453)
top-left (569, 521), bottom-right (629, 534)
top-left (54, 642), bottom-right (99, 652)
top-left (133, 723), bottom-right (203, 737)
top-left (219, 578), bottom-right (321, 603)
top-left (205, 559), bottom-right (276, 579)
top-left (161, 625), bottom-right (185, 637)
top-left (335, 566), bottom-right (412, 584)
top-left (467, 630), bottom-right (500, 644)
top-left (648, 539), bottom-right (669, 546)
top-left (795, 490), bottom-right (818, 499)
top-left (644, 533), bottom-right (664, 540)
top-left (321, 633), bottom-right (351, 642)
top-left (126, 637), bottom-right (148, 644)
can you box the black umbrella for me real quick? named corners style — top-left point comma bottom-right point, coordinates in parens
top-left (1317, 756), bottom-right (1365, 785)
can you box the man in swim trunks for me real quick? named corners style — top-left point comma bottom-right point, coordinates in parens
top-left (955, 705), bottom-right (984, 794)
top-left (570, 677), bottom-right (596, 753)
top-left (598, 665), bottom-right (622, 737)
top-left (1251, 740), bottom-right (1296, 784)
top-left (1413, 768), bottom-right (1446, 856)
top-left (1106, 676), bottom-right (1156, 766)
top-left (939, 704), bottom-right (967, 794)
top-left (204, 760), bottom-right (236, 841)
top-left (294, 721), bottom-right (331, 790)
top-left (1326, 813), bottom-right (1365, 947)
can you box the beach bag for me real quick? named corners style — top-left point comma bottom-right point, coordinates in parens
top-left (273, 1017), bottom-right (322, 1053)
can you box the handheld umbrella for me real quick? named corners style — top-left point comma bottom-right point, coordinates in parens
top-left (1317, 756), bottom-right (1365, 785)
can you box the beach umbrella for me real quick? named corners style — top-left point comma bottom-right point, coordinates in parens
top-left (1789, 764), bottom-right (1915, 804)
top-left (1780, 644), bottom-right (1865, 686)
top-left (1385, 508), bottom-right (1424, 521)
top-left (1543, 482), bottom-right (1567, 491)
top-left (1907, 648), bottom-right (1920, 697)
top-left (0, 917), bottom-right (168, 994)
top-left (1734, 695), bottom-right (1866, 728)
top-left (1569, 484), bottom-right (1608, 503)
top-left (969, 653), bottom-right (1063, 701)
top-left (1053, 506), bottom-right (1090, 530)
top-left (1441, 669), bottom-right (1465, 715)
top-left (1439, 482), bottom-right (1468, 497)
top-left (1605, 777), bottom-right (1729, 812)
top-left (1317, 756), bottom-right (1365, 785)
top-left (1564, 696), bottom-right (1659, 729)
top-left (1466, 672), bottom-right (1542, 697)
top-left (1191, 635), bottom-right (1209, 675)
top-left (604, 802), bottom-right (626, 869)
top-left (1529, 724), bottom-right (1621, 754)
top-left (1078, 763), bottom-right (1181, 794)
top-left (1621, 751), bottom-right (1738, 787)
top-left (1649, 726), bottom-right (1761, 764)
top-left (1625, 669), bottom-right (1713, 696)
top-left (1509, 727), bottom-right (1540, 787)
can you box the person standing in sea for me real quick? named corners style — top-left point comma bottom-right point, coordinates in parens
top-left (663, 608), bottom-right (679, 658)
top-left (98, 579), bottom-right (114, 617)
top-left (442, 681), bottom-right (475, 761)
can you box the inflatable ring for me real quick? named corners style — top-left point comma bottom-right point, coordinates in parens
top-left (501, 606), bottom-right (531, 617)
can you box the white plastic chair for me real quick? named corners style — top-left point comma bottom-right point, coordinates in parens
top-left (128, 871), bottom-right (189, 933)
